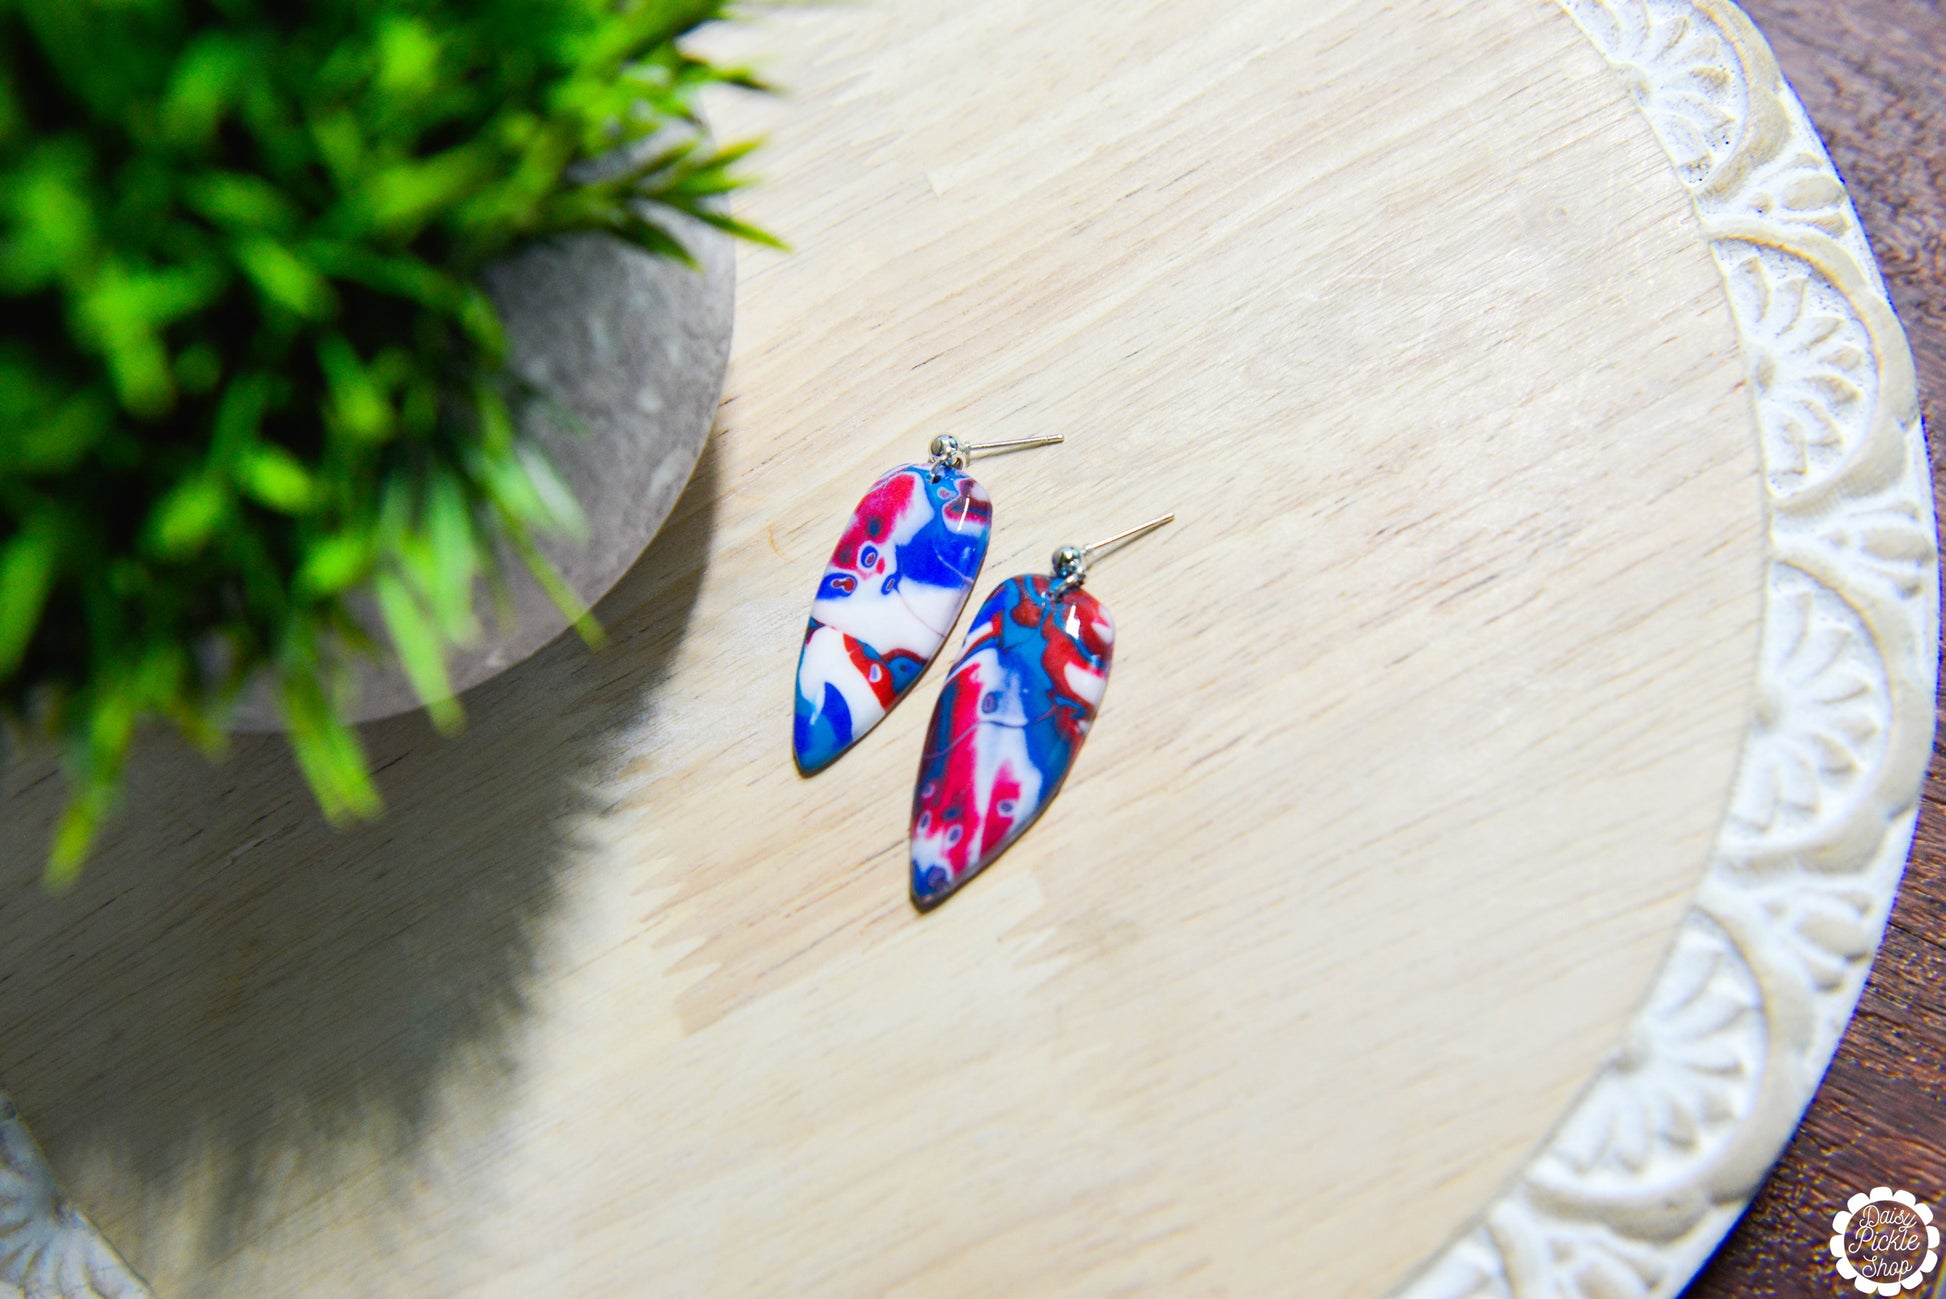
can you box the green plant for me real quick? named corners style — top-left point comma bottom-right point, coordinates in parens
top-left (0, 0), bottom-right (774, 880)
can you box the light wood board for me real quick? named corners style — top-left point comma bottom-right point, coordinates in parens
top-left (0, 0), bottom-right (1768, 1293)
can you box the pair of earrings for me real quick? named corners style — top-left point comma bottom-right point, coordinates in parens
top-left (791, 432), bottom-right (1172, 911)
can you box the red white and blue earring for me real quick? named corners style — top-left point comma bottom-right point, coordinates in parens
top-left (791, 433), bottom-right (1063, 775)
top-left (909, 513), bottom-right (1175, 910)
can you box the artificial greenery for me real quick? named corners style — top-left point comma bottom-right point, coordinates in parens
top-left (0, 0), bottom-right (773, 880)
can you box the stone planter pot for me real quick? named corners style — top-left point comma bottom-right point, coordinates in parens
top-left (232, 221), bottom-right (735, 728)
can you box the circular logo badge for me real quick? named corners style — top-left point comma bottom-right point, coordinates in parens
top-left (1830, 1187), bottom-right (1940, 1295)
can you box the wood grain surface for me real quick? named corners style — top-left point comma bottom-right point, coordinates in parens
top-left (1685, 2), bottom-right (1946, 1296)
top-left (0, 1), bottom-right (1779, 1295)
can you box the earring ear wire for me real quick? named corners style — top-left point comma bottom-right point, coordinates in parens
top-left (1051, 512), bottom-right (1175, 593)
top-left (927, 433), bottom-right (1064, 477)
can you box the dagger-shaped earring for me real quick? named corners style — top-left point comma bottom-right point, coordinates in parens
top-left (909, 513), bottom-right (1175, 911)
top-left (792, 433), bottom-right (1064, 775)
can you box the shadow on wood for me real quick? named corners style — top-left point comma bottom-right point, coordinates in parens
top-left (0, 435), bottom-right (722, 1268)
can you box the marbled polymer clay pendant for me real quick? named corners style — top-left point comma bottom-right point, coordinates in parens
top-left (792, 434), bottom-right (1060, 775)
top-left (909, 516), bottom-right (1173, 911)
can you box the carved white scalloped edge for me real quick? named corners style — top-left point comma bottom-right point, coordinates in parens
top-left (0, 1093), bottom-right (149, 1298)
top-left (1395, 2), bottom-right (1937, 1298)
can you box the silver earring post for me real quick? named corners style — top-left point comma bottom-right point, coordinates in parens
top-left (1051, 512), bottom-right (1176, 593)
top-left (928, 433), bottom-right (1064, 476)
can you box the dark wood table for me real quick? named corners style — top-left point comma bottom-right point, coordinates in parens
top-left (1685, 2), bottom-right (1946, 1295)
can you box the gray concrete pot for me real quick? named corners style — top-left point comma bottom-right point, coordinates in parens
top-left (233, 221), bottom-right (735, 729)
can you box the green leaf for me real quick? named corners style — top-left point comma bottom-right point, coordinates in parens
top-left (317, 336), bottom-right (394, 442)
top-left (374, 16), bottom-right (442, 98)
top-left (0, 512), bottom-right (60, 678)
top-left (48, 679), bottom-right (139, 887)
top-left (159, 33), bottom-right (247, 147)
top-left (307, 109), bottom-right (366, 188)
top-left (515, 443), bottom-right (585, 538)
top-left (209, 371), bottom-right (273, 459)
top-left (48, 778), bottom-right (116, 887)
top-left (472, 381), bottom-right (516, 453)
top-left (0, 140), bottom-right (96, 294)
top-left (608, 214), bottom-right (697, 267)
top-left (453, 288), bottom-right (505, 359)
top-left (508, 518), bottom-right (605, 651)
top-left (146, 474), bottom-right (231, 557)
top-left (236, 237), bottom-right (335, 319)
top-left (662, 136), bottom-right (765, 198)
top-left (234, 444), bottom-right (316, 513)
top-left (72, 260), bottom-right (209, 417)
top-left (0, 66), bottom-right (20, 145)
top-left (184, 172), bottom-right (299, 232)
top-left (360, 144), bottom-right (497, 237)
top-left (473, 436), bottom-right (584, 538)
top-left (174, 342), bottom-right (222, 394)
top-left (416, 470), bottom-right (482, 643)
top-left (373, 569), bottom-right (462, 733)
top-left (296, 532), bottom-right (376, 599)
top-left (308, 243), bottom-right (466, 312)
top-left (0, 380), bottom-right (111, 474)
top-left (277, 672), bottom-right (382, 824)
top-left (687, 208), bottom-right (788, 251)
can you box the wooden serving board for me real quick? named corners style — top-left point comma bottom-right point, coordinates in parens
top-left (0, 0), bottom-right (1778, 1294)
